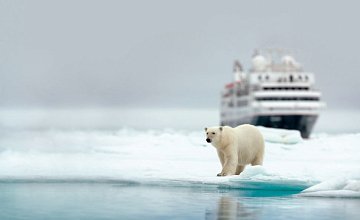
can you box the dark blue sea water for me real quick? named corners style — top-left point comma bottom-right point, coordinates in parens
top-left (1, 182), bottom-right (359, 220)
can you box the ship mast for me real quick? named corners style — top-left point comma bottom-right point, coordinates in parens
top-left (233, 60), bottom-right (245, 82)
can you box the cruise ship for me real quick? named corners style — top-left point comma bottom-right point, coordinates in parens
top-left (220, 49), bottom-right (325, 138)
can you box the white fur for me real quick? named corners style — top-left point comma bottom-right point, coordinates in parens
top-left (205, 124), bottom-right (265, 176)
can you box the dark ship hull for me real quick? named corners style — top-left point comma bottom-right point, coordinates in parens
top-left (252, 115), bottom-right (317, 138)
top-left (221, 114), bottom-right (318, 138)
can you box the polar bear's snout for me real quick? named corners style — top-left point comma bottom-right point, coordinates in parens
top-left (205, 127), bottom-right (222, 144)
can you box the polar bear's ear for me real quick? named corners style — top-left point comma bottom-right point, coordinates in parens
top-left (204, 127), bottom-right (207, 132)
top-left (219, 126), bottom-right (223, 131)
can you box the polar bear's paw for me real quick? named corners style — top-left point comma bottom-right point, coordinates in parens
top-left (217, 172), bottom-right (232, 177)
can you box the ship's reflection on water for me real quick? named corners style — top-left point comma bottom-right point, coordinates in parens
top-left (205, 190), bottom-right (296, 220)
top-left (205, 190), bottom-right (360, 220)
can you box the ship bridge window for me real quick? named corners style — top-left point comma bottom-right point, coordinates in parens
top-left (257, 74), bottom-right (270, 81)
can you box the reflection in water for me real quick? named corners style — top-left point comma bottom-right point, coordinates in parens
top-left (1, 183), bottom-right (359, 220)
top-left (206, 196), bottom-right (258, 220)
top-left (206, 192), bottom-right (360, 220)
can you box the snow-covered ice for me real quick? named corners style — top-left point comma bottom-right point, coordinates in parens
top-left (300, 178), bottom-right (360, 198)
top-left (0, 127), bottom-right (359, 198)
top-left (257, 126), bottom-right (303, 144)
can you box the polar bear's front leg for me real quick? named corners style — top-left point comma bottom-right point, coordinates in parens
top-left (217, 149), bottom-right (238, 176)
top-left (235, 165), bottom-right (245, 175)
top-left (216, 149), bottom-right (225, 168)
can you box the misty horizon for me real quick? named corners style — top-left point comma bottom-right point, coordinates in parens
top-left (1, 0), bottom-right (360, 109)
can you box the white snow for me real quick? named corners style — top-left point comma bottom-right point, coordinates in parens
top-left (300, 178), bottom-right (360, 198)
top-left (0, 126), bottom-right (359, 198)
top-left (257, 126), bottom-right (302, 144)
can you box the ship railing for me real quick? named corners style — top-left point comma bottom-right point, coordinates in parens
top-left (251, 101), bottom-right (326, 111)
top-left (253, 90), bottom-right (322, 98)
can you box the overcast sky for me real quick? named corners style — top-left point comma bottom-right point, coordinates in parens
top-left (1, 0), bottom-right (359, 109)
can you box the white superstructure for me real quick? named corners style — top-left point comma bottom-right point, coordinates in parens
top-left (220, 49), bottom-right (325, 138)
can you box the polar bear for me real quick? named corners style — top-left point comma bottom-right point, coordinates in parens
top-left (205, 124), bottom-right (265, 176)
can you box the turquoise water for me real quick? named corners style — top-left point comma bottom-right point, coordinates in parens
top-left (1, 182), bottom-right (359, 220)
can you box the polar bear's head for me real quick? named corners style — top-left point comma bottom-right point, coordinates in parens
top-left (204, 126), bottom-right (223, 145)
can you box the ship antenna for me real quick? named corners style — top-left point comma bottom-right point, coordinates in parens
top-left (233, 60), bottom-right (243, 72)
top-left (252, 49), bottom-right (259, 57)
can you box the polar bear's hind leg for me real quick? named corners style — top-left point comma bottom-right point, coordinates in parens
top-left (251, 154), bottom-right (263, 166)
